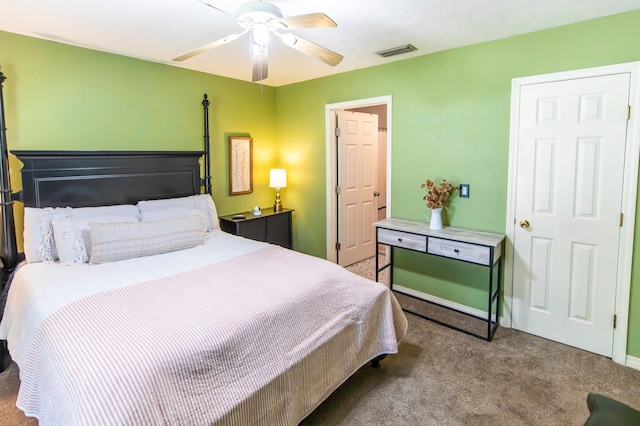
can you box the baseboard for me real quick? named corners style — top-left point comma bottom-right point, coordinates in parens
top-left (626, 355), bottom-right (640, 371)
top-left (392, 284), bottom-right (503, 325)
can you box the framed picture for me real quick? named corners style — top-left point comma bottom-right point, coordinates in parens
top-left (228, 136), bottom-right (253, 195)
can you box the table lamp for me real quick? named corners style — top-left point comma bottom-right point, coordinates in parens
top-left (269, 168), bottom-right (287, 212)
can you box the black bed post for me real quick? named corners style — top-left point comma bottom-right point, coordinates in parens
top-left (202, 94), bottom-right (212, 195)
top-left (0, 68), bottom-right (18, 276)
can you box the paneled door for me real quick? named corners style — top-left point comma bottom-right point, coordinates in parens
top-left (337, 110), bottom-right (379, 267)
top-left (512, 73), bottom-right (630, 357)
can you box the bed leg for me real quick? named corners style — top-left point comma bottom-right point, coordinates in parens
top-left (1, 340), bottom-right (6, 372)
top-left (371, 354), bottom-right (387, 368)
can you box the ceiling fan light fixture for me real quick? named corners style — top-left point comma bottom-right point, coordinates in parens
top-left (252, 24), bottom-right (271, 47)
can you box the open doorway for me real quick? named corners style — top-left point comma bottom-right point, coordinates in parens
top-left (325, 96), bottom-right (392, 265)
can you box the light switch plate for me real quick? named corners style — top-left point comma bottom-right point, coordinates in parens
top-left (460, 184), bottom-right (470, 198)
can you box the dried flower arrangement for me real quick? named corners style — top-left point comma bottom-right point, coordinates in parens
top-left (421, 179), bottom-right (458, 209)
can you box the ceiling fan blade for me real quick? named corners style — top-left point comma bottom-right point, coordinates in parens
top-left (280, 34), bottom-right (343, 67)
top-left (277, 13), bottom-right (337, 29)
top-left (251, 40), bottom-right (268, 82)
top-left (172, 31), bottom-right (247, 62)
top-left (197, 0), bottom-right (235, 18)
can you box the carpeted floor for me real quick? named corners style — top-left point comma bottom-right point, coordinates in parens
top-left (1, 255), bottom-right (640, 425)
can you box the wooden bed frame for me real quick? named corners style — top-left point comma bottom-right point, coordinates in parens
top-left (0, 71), bottom-right (213, 369)
top-left (0, 70), bottom-right (212, 276)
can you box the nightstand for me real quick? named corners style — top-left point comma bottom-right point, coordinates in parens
top-left (219, 207), bottom-right (294, 249)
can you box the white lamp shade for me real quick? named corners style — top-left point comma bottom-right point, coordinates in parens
top-left (269, 169), bottom-right (287, 188)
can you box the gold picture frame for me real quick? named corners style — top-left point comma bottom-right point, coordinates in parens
top-left (228, 136), bottom-right (253, 195)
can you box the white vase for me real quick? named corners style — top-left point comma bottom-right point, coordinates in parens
top-left (428, 207), bottom-right (443, 230)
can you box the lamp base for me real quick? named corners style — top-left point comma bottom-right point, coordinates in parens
top-left (274, 189), bottom-right (283, 212)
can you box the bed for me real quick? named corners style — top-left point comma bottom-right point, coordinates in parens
top-left (0, 78), bottom-right (407, 424)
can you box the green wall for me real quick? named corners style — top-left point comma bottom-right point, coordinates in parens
top-left (0, 30), bottom-right (278, 244)
top-left (2, 10), bottom-right (640, 358)
top-left (275, 10), bottom-right (640, 357)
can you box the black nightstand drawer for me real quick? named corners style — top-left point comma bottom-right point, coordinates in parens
top-left (219, 208), bottom-right (294, 249)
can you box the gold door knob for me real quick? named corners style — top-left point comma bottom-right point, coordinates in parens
top-left (519, 220), bottom-right (530, 228)
top-left (374, 191), bottom-right (380, 196)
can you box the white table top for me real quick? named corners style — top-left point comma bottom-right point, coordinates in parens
top-left (374, 217), bottom-right (505, 248)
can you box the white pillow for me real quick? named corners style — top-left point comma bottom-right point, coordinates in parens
top-left (23, 207), bottom-right (58, 263)
top-left (137, 194), bottom-right (219, 232)
top-left (23, 204), bottom-right (140, 264)
top-left (194, 194), bottom-right (220, 231)
top-left (140, 208), bottom-right (208, 225)
top-left (89, 216), bottom-right (206, 264)
top-left (137, 195), bottom-right (196, 212)
top-left (63, 204), bottom-right (139, 220)
top-left (52, 216), bottom-right (88, 265)
top-left (53, 215), bottom-right (140, 265)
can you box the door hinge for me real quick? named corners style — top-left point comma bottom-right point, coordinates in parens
top-left (335, 127), bottom-right (341, 137)
top-left (335, 186), bottom-right (341, 194)
top-left (628, 105), bottom-right (631, 120)
top-left (335, 242), bottom-right (341, 251)
top-left (620, 213), bottom-right (624, 227)
top-left (613, 314), bottom-right (617, 329)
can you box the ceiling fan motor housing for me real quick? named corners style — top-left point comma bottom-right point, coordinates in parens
top-left (236, 1), bottom-right (283, 27)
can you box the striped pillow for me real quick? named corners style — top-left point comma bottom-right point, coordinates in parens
top-left (89, 216), bottom-right (205, 264)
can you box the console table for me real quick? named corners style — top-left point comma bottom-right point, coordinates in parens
top-left (374, 217), bottom-right (505, 341)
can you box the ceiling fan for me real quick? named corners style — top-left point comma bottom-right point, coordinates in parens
top-left (173, 0), bottom-right (344, 82)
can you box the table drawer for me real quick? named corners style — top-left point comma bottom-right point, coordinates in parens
top-left (427, 237), bottom-right (491, 266)
top-left (378, 228), bottom-right (427, 252)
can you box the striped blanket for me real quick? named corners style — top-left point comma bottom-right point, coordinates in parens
top-left (16, 245), bottom-right (407, 425)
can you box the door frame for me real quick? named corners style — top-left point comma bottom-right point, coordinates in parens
top-left (504, 62), bottom-right (640, 364)
top-left (325, 96), bottom-right (393, 263)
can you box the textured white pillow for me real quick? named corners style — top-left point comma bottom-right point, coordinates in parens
top-left (137, 194), bottom-right (219, 232)
top-left (23, 204), bottom-right (140, 264)
top-left (23, 207), bottom-right (58, 263)
top-left (53, 215), bottom-right (141, 265)
top-left (82, 216), bottom-right (140, 256)
top-left (52, 216), bottom-right (88, 265)
top-left (89, 216), bottom-right (206, 264)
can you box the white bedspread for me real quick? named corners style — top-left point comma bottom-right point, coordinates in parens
top-left (0, 230), bottom-right (266, 365)
top-left (0, 232), bottom-right (407, 425)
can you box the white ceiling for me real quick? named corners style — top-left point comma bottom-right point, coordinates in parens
top-left (3, 0), bottom-right (640, 87)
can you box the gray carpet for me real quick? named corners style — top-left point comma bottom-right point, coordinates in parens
top-left (1, 256), bottom-right (640, 425)
top-left (301, 314), bottom-right (640, 425)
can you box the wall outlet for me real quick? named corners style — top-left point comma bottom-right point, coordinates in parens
top-left (460, 184), bottom-right (470, 198)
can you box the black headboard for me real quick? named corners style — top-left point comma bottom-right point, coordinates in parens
top-left (12, 150), bottom-right (205, 208)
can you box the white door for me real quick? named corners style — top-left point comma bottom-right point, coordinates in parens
top-left (512, 73), bottom-right (630, 357)
top-left (337, 110), bottom-right (379, 267)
